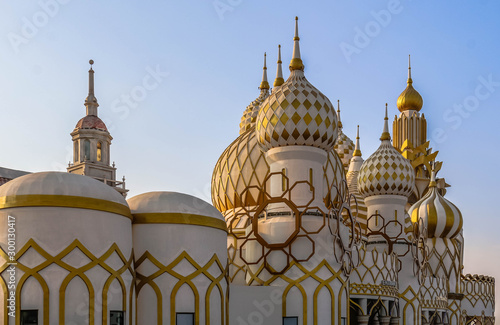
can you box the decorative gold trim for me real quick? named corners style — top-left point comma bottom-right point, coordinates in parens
top-left (0, 195), bottom-right (132, 219)
top-left (132, 213), bottom-right (228, 232)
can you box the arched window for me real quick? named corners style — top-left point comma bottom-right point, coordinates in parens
top-left (74, 141), bottom-right (79, 162)
top-left (84, 140), bottom-right (90, 160)
top-left (97, 142), bottom-right (102, 162)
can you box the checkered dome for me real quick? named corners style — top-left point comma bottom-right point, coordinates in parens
top-left (334, 131), bottom-right (355, 171)
top-left (358, 140), bottom-right (415, 198)
top-left (255, 70), bottom-right (337, 151)
top-left (240, 89), bottom-right (270, 135)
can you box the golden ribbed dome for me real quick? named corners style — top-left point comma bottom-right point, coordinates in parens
top-left (211, 127), bottom-right (346, 213)
top-left (408, 173), bottom-right (463, 238)
top-left (358, 106), bottom-right (415, 198)
top-left (397, 56), bottom-right (423, 112)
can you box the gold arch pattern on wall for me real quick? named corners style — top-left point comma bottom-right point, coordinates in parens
top-left (419, 275), bottom-right (447, 310)
top-left (399, 285), bottom-right (420, 325)
top-left (134, 250), bottom-right (228, 325)
top-left (461, 274), bottom-right (495, 310)
top-left (0, 239), bottom-right (134, 325)
top-left (246, 259), bottom-right (347, 325)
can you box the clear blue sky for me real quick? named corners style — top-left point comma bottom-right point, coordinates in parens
top-left (1, 0), bottom-right (499, 313)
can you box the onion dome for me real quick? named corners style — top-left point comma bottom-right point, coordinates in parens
top-left (128, 191), bottom-right (226, 231)
top-left (408, 171), bottom-right (463, 238)
top-left (211, 127), bottom-right (269, 212)
top-left (397, 55), bottom-right (423, 112)
top-left (255, 17), bottom-right (337, 152)
top-left (0, 172), bottom-right (130, 217)
top-left (334, 101), bottom-right (355, 171)
top-left (211, 128), bottom-right (345, 213)
top-left (346, 126), bottom-right (367, 231)
top-left (358, 105), bottom-right (415, 198)
top-left (240, 53), bottom-right (271, 134)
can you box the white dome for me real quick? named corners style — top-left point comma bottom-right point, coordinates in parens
top-left (0, 172), bottom-right (129, 215)
top-left (128, 191), bottom-right (226, 231)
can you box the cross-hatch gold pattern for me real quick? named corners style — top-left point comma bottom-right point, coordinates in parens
top-left (0, 239), bottom-right (134, 325)
top-left (256, 73), bottom-right (337, 151)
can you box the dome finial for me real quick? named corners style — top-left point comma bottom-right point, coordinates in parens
top-left (337, 100), bottom-right (343, 129)
top-left (353, 125), bottom-right (362, 157)
top-left (289, 16), bottom-right (304, 71)
top-left (408, 54), bottom-right (412, 83)
top-left (380, 103), bottom-right (391, 141)
top-left (273, 45), bottom-right (284, 87)
top-left (429, 162), bottom-right (438, 187)
top-left (397, 55), bottom-right (423, 112)
top-left (259, 52), bottom-right (270, 90)
top-left (85, 59), bottom-right (99, 116)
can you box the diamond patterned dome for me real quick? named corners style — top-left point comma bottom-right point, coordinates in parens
top-left (255, 69), bottom-right (337, 151)
top-left (334, 131), bottom-right (355, 171)
top-left (358, 140), bottom-right (415, 198)
top-left (239, 88), bottom-right (269, 134)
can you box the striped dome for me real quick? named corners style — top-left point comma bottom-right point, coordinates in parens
top-left (409, 181), bottom-right (463, 238)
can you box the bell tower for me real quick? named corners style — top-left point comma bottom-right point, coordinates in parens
top-left (67, 60), bottom-right (128, 197)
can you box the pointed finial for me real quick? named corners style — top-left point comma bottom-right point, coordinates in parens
top-left (380, 103), bottom-right (391, 141)
top-left (353, 125), bottom-right (362, 157)
top-left (259, 52), bottom-right (270, 90)
top-left (289, 16), bottom-right (304, 71)
top-left (407, 54), bottom-right (412, 84)
top-left (274, 44), bottom-right (284, 87)
top-left (429, 162), bottom-right (437, 187)
top-left (85, 59), bottom-right (99, 116)
top-left (337, 100), bottom-right (343, 129)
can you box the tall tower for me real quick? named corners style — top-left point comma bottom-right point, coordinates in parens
top-left (67, 60), bottom-right (128, 197)
top-left (392, 56), bottom-right (442, 202)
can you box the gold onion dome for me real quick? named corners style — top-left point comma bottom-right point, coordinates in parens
top-left (255, 17), bottom-right (337, 151)
top-left (211, 127), bottom-right (345, 213)
top-left (239, 53), bottom-right (271, 134)
top-left (334, 100), bottom-right (355, 171)
top-left (397, 55), bottom-right (423, 112)
top-left (408, 170), bottom-right (463, 238)
top-left (358, 105), bottom-right (415, 198)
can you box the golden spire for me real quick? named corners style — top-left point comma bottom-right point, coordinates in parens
top-left (429, 167), bottom-right (437, 188)
top-left (273, 45), bottom-right (284, 87)
top-left (337, 100), bottom-right (343, 129)
top-left (397, 55), bottom-right (423, 112)
top-left (353, 125), bottom-right (362, 157)
top-left (289, 16), bottom-right (304, 71)
top-left (259, 52), bottom-right (270, 90)
top-left (380, 103), bottom-right (391, 141)
top-left (85, 59), bottom-right (99, 116)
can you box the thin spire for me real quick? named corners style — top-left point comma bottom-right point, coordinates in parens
top-left (289, 16), bottom-right (304, 71)
top-left (429, 161), bottom-right (438, 188)
top-left (337, 100), bottom-right (343, 129)
top-left (85, 59), bottom-right (99, 116)
top-left (407, 54), bottom-right (413, 84)
top-left (380, 103), bottom-right (391, 141)
top-left (259, 52), bottom-right (270, 90)
top-left (274, 44), bottom-right (284, 87)
top-left (353, 125), bottom-right (362, 157)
